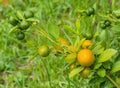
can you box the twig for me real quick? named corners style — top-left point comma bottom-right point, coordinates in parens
top-left (105, 75), bottom-right (120, 88)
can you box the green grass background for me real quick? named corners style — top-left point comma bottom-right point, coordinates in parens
top-left (0, 0), bottom-right (120, 88)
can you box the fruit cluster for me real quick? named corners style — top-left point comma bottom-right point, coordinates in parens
top-left (37, 37), bottom-right (94, 78)
top-left (65, 39), bottom-right (93, 78)
top-left (9, 10), bottom-right (34, 40)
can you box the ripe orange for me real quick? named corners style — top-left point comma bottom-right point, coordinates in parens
top-left (77, 49), bottom-right (94, 66)
top-left (80, 68), bottom-right (91, 78)
top-left (82, 40), bottom-right (92, 49)
top-left (59, 38), bottom-right (69, 46)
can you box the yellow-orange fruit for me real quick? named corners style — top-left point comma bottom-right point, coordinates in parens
top-left (59, 38), bottom-right (69, 46)
top-left (82, 40), bottom-right (92, 49)
top-left (80, 68), bottom-right (91, 78)
top-left (77, 49), bottom-right (94, 66)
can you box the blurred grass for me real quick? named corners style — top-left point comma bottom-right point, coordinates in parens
top-left (0, 0), bottom-right (120, 88)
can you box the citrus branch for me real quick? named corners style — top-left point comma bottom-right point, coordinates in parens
top-left (36, 27), bottom-right (58, 45)
top-left (105, 75), bottom-right (120, 88)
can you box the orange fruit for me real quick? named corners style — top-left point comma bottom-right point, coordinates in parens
top-left (82, 40), bottom-right (92, 49)
top-left (77, 49), bottom-right (94, 66)
top-left (59, 38), bottom-right (69, 46)
top-left (80, 68), bottom-right (91, 78)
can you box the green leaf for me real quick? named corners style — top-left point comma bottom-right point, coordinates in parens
top-left (69, 67), bottom-right (84, 78)
top-left (116, 77), bottom-right (120, 85)
top-left (103, 62), bottom-right (112, 69)
top-left (8, 26), bottom-right (18, 34)
top-left (89, 77), bottom-right (106, 86)
top-left (94, 63), bottom-right (102, 69)
top-left (99, 30), bottom-right (106, 41)
top-left (64, 25), bottom-right (76, 33)
top-left (16, 10), bottom-right (24, 20)
top-left (26, 18), bottom-right (39, 22)
top-left (111, 61), bottom-right (120, 73)
top-left (65, 53), bottom-right (77, 63)
top-left (76, 38), bottom-right (86, 52)
top-left (47, 21), bottom-right (59, 39)
top-left (75, 18), bottom-right (80, 32)
top-left (92, 44), bottom-right (104, 55)
top-left (111, 24), bottom-right (120, 33)
top-left (97, 68), bottom-right (106, 77)
top-left (98, 49), bottom-right (117, 63)
top-left (112, 10), bottom-right (120, 17)
top-left (93, 31), bottom-right (99, 38)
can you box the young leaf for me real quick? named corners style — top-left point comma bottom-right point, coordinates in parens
top-left (16, 10), bottom-right (24, 20)
top-left (65, 53), bottom-right (77, 63)
top-left (98, 49), bottom-right (117, 63)
top-left (92, 44), bottom-right (104, 55)
top-left (75, 18), bottom-right (80, 32)
top-left (26, 18), bottom-right (39, 23)
top-left (111, 61), bottom-right (120, 73)
top-left (48, 21), bottom-right (59, 39)
top-left (8, 26), bottom-right (18, 34)
top-left (112, 10), bottom-right (120, 18)
top-left (64, 25), bottom-right (76, 33)
top-left (111, 24), bottom-right (120, 33)
top-left (97, 68), bottom-right (106, 77)
top-left (76, 38), bottom-right (86, 52)
top-left (94, 63), bottom-right (102, 69)
top-left (69, 67), bottom-right (84, 78)
top-left (99, 30), bottom-right (106, 41)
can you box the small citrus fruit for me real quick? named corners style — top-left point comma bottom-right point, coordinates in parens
top-left (16, 31), bottom-right (25, 40)
top-left (86, 7), bottom-right (94, 16)
top-left (19, 20), bottom-right (30, 30)
top-left (9, 16), bottom-right (18, 26)
top-left (77, 49), bottom-right (94, 66)
top-left (100, 23), bottom-right (106, 29)
top-left (59, 38), bottom-right (69, 46)
top-left (38, 45), bottom-right (49, 57)
top-left (80, 68), bottom-right (91, 78)
top-left (104, 20), bottom-right (111, 27)
top-left (82, 40), bottom-right (92, 49)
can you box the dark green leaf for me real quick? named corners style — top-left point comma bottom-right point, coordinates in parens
top-left (89, 77), bottom-right (106, 86)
